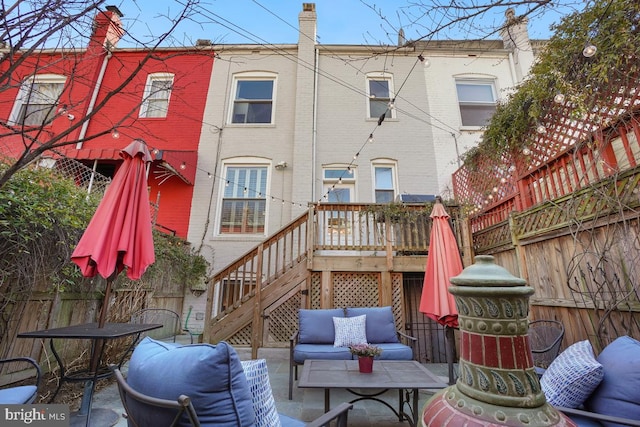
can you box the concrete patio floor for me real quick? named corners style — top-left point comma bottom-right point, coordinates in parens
top-left (91, 335), bottom-right (453, 427)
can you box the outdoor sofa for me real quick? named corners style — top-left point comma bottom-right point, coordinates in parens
top-left (540, 335), bottom-right (640, 426)
top-left (289, 306), bottom-right (416, 400)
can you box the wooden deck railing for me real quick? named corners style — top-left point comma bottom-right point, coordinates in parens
top-left (313, 203), bottom-right (432, 253)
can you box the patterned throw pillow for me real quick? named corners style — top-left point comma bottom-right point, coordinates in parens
top-left (333, 314), bottom-right (368, 347)
top-left (241, 359), bottom-right (282, 427)
top-left (540, 340), bottom-right (604, 408)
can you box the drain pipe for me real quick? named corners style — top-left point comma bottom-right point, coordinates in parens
top-left (311, 46), bottom-right (319, 202)
top-left (76, 49), bottom-right (112, 149)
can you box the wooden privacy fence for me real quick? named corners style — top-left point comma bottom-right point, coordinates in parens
top-left (473, 164), bottom-right (640, 352)
top-left (1, 283), bottom-right (185, 386)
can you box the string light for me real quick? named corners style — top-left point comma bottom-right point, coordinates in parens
top-left (111, 128), bottom-right (120, 139)
top-left (180, 162), bottom-right (186, 170)
top-left (367, 134), bottom-right (374, 143)
top-left (582, 43), bottom-right (597, 58)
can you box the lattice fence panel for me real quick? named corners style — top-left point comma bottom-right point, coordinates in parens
top-left (310, 272), bottom-right (321, 309)
top-left (474, 221), bottom-right (512, 254)
top-left (266, 292), bottom-right (301, 344)
top-left (514, 167), bottom-right (640, 241)
top-left (392, 273), bottom-right (405, 332)
top-left (228, 323), bottom-right (252, 346)
top-left (332, 272), bottom-right (379, 308)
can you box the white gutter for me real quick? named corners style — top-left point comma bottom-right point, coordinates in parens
top-left (76, 50), bottom-right (112, 148)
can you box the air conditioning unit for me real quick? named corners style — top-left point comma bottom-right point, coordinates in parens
top-left (395, 194), bottom-right (436, 203)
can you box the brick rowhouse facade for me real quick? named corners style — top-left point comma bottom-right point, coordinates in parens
top-left (0, 7), bottom-right (215, 238)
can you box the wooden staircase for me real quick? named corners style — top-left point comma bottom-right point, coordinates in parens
top-left (204, 211), bottom-right (312, 355)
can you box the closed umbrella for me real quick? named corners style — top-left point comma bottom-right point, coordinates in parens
top-left (419, 200), bottom-right (463, 384)
top-left (71, 139), bottom-right (155, 327)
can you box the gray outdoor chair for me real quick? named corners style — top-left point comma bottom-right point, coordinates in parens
top-left (0, 357), bottom-right (41, 404)
top-left (529, 319), bottom-right (565, 375)
top-left (130, 308), bottom-right (184, 343)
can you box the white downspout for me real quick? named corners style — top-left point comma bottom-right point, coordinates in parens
top-left (507, 52), bottom-right (519, 86)
top-left (312, 47), bottom-right (319, 202)
top-left (76, 50), bottom-right (112, 149)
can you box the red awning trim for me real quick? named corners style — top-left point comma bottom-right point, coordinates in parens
top-left (59, 146), bottom-right (197, 185)
top-left (152, 150), bottom-right (197, 185)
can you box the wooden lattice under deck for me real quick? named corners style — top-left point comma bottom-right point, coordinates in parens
top-left (392, 273), bottom-right (405, 333)
top-left (311, 272), bottom-right (321, 309)
top-left (265, 292), bottom-right (300, 344)
top-left (332, 272), bottom-right (380, 308)
top-left (227, 323), bottom-right (252, 346)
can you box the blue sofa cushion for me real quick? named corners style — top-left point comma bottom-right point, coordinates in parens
top-left (540, 340), bottom-right (603, 409)
top-left (279, 414), bottom-right (305, 427)
top-left (0, 385), bottom-right (37, 404)
top-left (375, 343), bottom-right (414, 360)
top-left (298, 308), bottom-right (344, 344)
top-left (585, 336), bottom-right (640, 427)
top-left (293, 344), bottom-right (352, 364)
top-left (346, 306), bottom-right (399, 344)
top-left (128, 337), bottom-right (255, 427)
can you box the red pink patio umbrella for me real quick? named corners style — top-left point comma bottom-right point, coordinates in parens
top-left (71, 139), bottom-right (155, 328)
top-left (419, 199), bottom-right (463, 384)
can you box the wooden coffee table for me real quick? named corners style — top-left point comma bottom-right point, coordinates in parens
top-left (297, 359), bottom-right (448, 426)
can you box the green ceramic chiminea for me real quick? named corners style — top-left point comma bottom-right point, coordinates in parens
top-left (421, 255), bottom-right (576, 426)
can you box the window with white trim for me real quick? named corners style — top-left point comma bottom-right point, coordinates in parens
top-left (220, 165), bottom-right (268, 234)
top-left (366, 73), bottom-right (395, 119)
top-left (455, 79), bottom-right (497, 127)
top-left (140, 73), bottom-right (174, 118)
top-left (10, 74), bottom-right (65, 126)
top-left (323, 168), bottom-right (355, 203)
top-left (373, 163), bottom-right (396, 203)
top-left (230, 74), bottom-right (276, 124)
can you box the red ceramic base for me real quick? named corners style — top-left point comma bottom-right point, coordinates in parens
top-left (422, 388), bottom-right (577, 427)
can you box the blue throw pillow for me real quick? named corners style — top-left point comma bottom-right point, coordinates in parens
top-left (298, 308), bottom-right (344, 344)
top-left (241, 359), bottom-right (281, 427)
top-left (540, 340), bottom-right (603, 408)
top-left (346, 306), bottom-right (399, 344)
top-left (585, 336), bottom-right (640, 427)
top-left (127, 337), bottom-right (256, 426)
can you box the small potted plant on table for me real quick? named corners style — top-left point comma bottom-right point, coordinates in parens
top-left (349, 344), bottom-right (382, 373)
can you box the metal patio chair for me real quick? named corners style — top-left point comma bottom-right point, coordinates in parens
top-left (529, 319), bottom-right (565, 375)
top-left (0, 357), bottom-right (41, 404)
top-left (130, 308), bottom-right (182, 343)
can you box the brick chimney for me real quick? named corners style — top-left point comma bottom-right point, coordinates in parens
top-left (90, 5), bottom-right (125, 51)
top-left (500, 8), bottom-right (534, 83)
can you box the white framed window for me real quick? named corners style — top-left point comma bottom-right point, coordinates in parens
top-left (219, 164), bottom-right (268, 234)
top-left (139, 73), bottom-right (174, 118)
top-left (372, 162), bottom-right (397, 203)
top-left (455, 78), bottom-right (497, 127)
top-left (366, 73), bottom-right (395, 120)
top-left (230, 73), bottom-right (276, 124)
top-left (322, 167), bottom-right (356, 203)
top-left (10, 74), bottom-right (66, 126)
